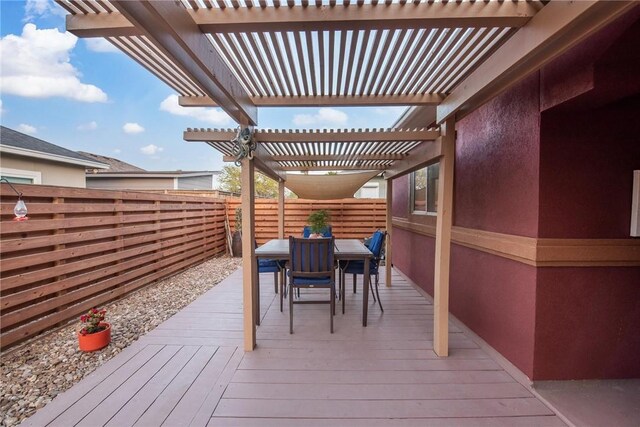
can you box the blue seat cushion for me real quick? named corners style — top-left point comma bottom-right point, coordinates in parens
top-left (287, 271), bottom-right (333, 286)
top-left (258, 259), bottom-right (282, 273)
top-left (340, 260), bottom-right (378, 275)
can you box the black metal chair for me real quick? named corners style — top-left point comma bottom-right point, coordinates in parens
top-left (339, 230), bottom-right (386, 313)
top-left (288, 236), bottom-right (336, 333)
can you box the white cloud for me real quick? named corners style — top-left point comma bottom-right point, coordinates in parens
top-left (0, 99), bottom-right (4, 116)
top-left (77, 121), bottom-right (97, 131)
top-left (123, 122), bottom-right (145, 134)
top-left (292, 108), bottom-right (348, 127)
top-left (17, 124), bottom-right (37, 134)
top-left (85, 38), bottom-right (120, 53)
top-left (140, 144), bottom-right (163, 155)
top-left (24, 0), bottom-right (66, 22)
top-left (113, 148), bottom-right (122, 154)
top-left (159, 94), bottom-right (231, 125)
top-left (0, 24), bottom-right (108, 103)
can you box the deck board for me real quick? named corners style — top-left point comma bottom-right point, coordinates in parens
top-left (23, 267), bottom-right (565, 426)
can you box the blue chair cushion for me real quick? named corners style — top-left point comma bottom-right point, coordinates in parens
top-left (368, 231), bottom-right (385, 257)
top-left (340, 259), bottom-right (378, 275)
top-left (258, 259), bottom-right (282, 273)
top-left (287, 270), bottom-right (332, 286)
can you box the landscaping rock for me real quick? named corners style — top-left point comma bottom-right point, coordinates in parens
top-left (0, 256), bottom-right (240, 427)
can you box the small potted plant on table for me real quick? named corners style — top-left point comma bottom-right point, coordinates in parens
top-left (78, 307), bottom-right (110, 352)
top-left (307, 209), bottom-right (331, 238)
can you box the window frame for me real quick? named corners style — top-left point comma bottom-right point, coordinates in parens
top-left (0, 167), bottom-right (41, 184)
top-left (409, 162), bottom-right (439, 216)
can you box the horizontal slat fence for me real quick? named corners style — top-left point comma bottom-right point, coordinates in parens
top-left (226, 198), bottom-right (387, 245)
top-left (0, 184), bottom-right (226, 349)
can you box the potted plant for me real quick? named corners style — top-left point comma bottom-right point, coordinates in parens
top-left (78, 307), bottom-right (110, 352)
top-left (307, 209), bottom-right (331, 238)
top-left (231, 207), bottom-right (242, 257)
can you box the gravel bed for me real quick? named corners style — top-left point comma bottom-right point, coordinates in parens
top-left (0, 256), bottom-right (241, 427)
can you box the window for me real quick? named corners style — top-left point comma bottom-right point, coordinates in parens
top-left (0, 168), bottom-right (41, 184)
top-left (410, 162), bottom-right (439, 214)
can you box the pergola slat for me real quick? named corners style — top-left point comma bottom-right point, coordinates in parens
top-left (184, 128), bottom-right (439, 143)
top-left (111, 0), bottom-right (257, 125)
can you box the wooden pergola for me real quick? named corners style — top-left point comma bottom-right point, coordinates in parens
top-left (58, 0), bottom-right (635, 354)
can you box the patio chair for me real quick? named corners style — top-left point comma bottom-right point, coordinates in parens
top-left (256, 240), bottom-right (284, 294)
top-left (302, 225), bottom-right (332, 238)
top-left (288, 236), bottom-right (336, 334)
top-left (339, 230), bottom-right (386, 314)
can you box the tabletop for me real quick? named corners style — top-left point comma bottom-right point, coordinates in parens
top-left (255, 238), bottom-right (372, 258)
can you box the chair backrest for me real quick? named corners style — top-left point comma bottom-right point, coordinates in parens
top-left (288, 236), bottom-right (335, 280)
top-left (302, 225), bottom-right (332, 238)
top-left (368, 230), bottom-right (386, 258)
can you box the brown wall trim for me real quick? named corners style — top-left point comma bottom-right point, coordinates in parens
top-left (392, 217), bottom-right (640, 267)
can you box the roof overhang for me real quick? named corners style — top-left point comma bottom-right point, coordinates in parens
top-left (0, 145), bottom-right (109, 169)
top-left (86, 171), bottom-right (216, 178)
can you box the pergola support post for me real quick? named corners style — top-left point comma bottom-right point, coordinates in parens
top-left (278, 180), bottom-right (285, 239)
top-left (433, 118), bottom-right (455, 357)
top-left (241, 157), bottom-right (257, 351)
top-left (385, 179), bottom-right (393, 287)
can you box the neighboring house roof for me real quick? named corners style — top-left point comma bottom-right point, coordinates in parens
top-left (79, 151), bottom-right (146, 173)
top-left (86, 171), bottom-right (219, 178)
top-left (0, 126), bottom-right (108, 169)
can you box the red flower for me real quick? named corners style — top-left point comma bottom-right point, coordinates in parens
top-left (91, 308), bottom-right (98, 314)
top-left (80, 315), bottom-right (87, 322)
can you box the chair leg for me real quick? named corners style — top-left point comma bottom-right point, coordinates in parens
top-left (289, 282), bottom-right (294, 334)
top-left (341, 270), bottom-right (346, 314)
top-left (274, 271), bottom-right (278, 294)
top-left (330, 284), bottom-right (335, 333)
top-left (353, 274), bottom-right (357, 293)
top-left (369, 275), bottom-right (377, 303)
top-left (375, 273), bottom-right (384, 312)
top-left (279, 270), bottom-right (285, 312)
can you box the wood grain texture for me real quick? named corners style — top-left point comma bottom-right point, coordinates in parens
top-left (22, 267), bottom-right (564, 426)
top-left (0, 184), bottom-right (226, 349)
top-left (392, 218), bottom-right (640, 267)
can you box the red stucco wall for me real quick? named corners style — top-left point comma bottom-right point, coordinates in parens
top-left (391, 12), bottom-right (640, 380)
top-left (455, 74), bottom-right (541, 238)
top-left (449, 246), bottom-right (537, 376)
top-left (534, 267), bottom-right (640, 380)
top-left (391, 227), bottom-right (436, 296)
top-left (532, 15), bottom-right (640, 379)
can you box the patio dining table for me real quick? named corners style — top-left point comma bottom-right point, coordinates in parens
top-left (255, 239), bottom-right (373, 327)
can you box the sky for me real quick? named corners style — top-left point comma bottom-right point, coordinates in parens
top-left (0, 0), bottom-right (408, 172)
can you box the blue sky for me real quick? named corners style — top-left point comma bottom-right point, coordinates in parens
top-left (0, 0), bottom-right (407, 171)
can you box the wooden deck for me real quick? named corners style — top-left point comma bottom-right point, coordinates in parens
top-left (23, 267), bottom-right (565, 426)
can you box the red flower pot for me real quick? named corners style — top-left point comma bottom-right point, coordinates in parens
top-left (78, 322), bottom-right (111, 352)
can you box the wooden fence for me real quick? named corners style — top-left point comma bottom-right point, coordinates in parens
top-left (226, 198), bottom-right (387, 244)
top-left (0, 186), bottom-right (386, 349)
top-left (0, 184), bottom-right (226, 349)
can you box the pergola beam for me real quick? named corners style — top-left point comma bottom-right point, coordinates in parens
top-left (384, 139), bottom-right (442, 180)
top-left (66, 12), bottom-right (137, 37)
top-left (282, 165), bottom-right (386, 171)
top-left (224, 154), bottom-right (406, 162)
top-left (192, 2), bottom-right (539, 33)
top-left (253, 143), bottom-right (287, 182)
top-left (110, 0), bottom-right (257, 125)
top-left (437, 0), bottom-right (636, 123)
top-left (64, 3), bottom-right (539, 38)
top-left (185, 129), bottom-right (439, 143)
top-left (179, 94), bottom-right (445, 107)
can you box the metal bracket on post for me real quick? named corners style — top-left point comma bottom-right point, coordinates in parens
top-left (232, 126), bottom-right (256, 166)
